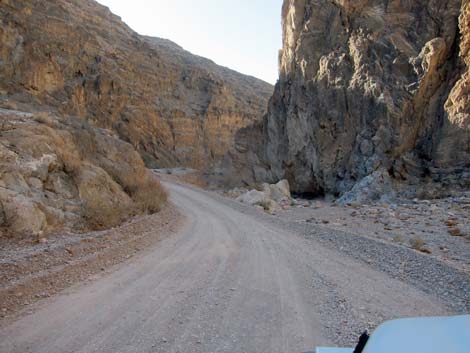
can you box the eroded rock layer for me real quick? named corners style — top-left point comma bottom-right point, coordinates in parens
top-left (263, 0), bottom-right (469, 200)
top-left (0, 0), bottom-right (272, 169)
top-left (0, 108), bottom-right (166, 238)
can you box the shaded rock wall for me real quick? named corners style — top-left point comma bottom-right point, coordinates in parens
top-left (263, 0), bottom-right (469, 199)
top-left (0, 0), bottom-right (272, 169)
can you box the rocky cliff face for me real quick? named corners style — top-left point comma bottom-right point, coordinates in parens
top-left (0, 0), bottom-right (272, 169)
top-left (0, 108), bottom-right (166, 238)
top-left (263, 0), bottom-right (469, 200)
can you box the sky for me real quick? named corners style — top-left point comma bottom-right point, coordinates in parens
top-left (95, 0), bottom-right (283, 84)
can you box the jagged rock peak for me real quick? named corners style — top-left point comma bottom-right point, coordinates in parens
top-left (263, 0), bottom-right (469, 201)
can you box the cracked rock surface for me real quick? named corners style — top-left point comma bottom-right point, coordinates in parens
top-left (248, 0), bottom-right (470, 200)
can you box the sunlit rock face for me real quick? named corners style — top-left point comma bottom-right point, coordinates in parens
top-left (263, 0), bottom-right (470, 199)
top-left (0, 0), bottom-right (272, 170)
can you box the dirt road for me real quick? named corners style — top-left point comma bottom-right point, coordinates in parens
top-left (0, 182), bottom-right (450, 353)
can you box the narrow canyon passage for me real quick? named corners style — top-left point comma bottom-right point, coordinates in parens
top-left (0, 182), bottom-right (449, 353)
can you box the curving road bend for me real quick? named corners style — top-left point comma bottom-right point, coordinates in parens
top-left (0, 181), bottom-right (449, 353)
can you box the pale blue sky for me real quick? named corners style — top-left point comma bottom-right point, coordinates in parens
top-left (95, 0), bottom-right (283, 84)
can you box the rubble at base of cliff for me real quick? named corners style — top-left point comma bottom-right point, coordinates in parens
top-left (337, 168), bottom-right (470, 205)
top-left (233, 180), bottom-right (293, 214)
top-left (222, 179), bottom-right (469, 271)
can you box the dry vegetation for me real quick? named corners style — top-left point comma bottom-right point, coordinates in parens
top-left (130, 177), bottom-right (168, 214)
top-left (59, 120), bottom-right (168, 231)
top-left (0, 110), bottom-right (168, 237)
top-left (81, 196), bottom-right (130, 231)
top-left (78, 167), bottom-right (167, 231)
top-left (57, 148), bottom-right (83, 176)
top-left (33, 111), bottom-right (56, 127)
top-left (409, 236), bottom-right (426, 251)
top-left (81, 176), bottom-right (167, 231)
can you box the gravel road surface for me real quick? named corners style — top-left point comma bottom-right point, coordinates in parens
top-left (0, 182), bottom-right (452, 353)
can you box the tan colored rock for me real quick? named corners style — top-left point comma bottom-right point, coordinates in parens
top-left (27, 177), bottom-right (43, 190)
top-left (38, 236), bottom-right (48, 244)
top-left (75, 163), bottom-right (133, 210)
top-left (235, 180), bottom-right (291, 213)
top-left (262, 199), bottom-right (281, 214)
top-left (0, 189), bottom-right (46, 236)
top-left (448, 227), bottom-right (463, 237)
top-left (262, 179), bottom-right (292, 203)
top-left (236, 190), bottom-right (269, 206)
top-left (0, 108), bottom-right (166, 238)
top-left (44, 172), bottom-right (78, 199)
top-left (439, 0), bottom-right (470, 169)
top-left (0, 0), bottom-right (272, 170)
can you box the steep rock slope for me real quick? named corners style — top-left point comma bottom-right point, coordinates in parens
top-left (0, 108), bottom-right (166, 238)
top-left (0, 0), bottom-right (272, 169)
top-left (263, 0), bottom-right (469, 200)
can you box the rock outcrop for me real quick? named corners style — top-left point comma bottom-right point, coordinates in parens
top-left (260, 0), bottom-right (469, 200)
top-left (0, 108), bottom-right (166, 238)
top-left (235, 180), bottom-right (292, 214)
top-left (0, 0), bottom-right (272, 170)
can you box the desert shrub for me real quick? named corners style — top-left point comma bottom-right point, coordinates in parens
top-left (180, 172), bottom-right (208, 188)
top-left (113, 168), bottom-right (146, 194)
top-left (0, 120), bottom-right (14, 132)
top-left (49, 129), bottom-right (83, 176)
top-left (81, 195), bottom-right (131, 231)
top-left (1, 101), bottom-right (18, 110)
top-left (106, 166), bottom-right (167, 215)
top-left (33, 112), bottom-right (55, 127)
top-left (409, 236), bottom-right (425, 251)
top-left (392, 234), bottom-right (404, 243)
top-left (130, 177), bottom-right (167, 214)
top-left (57, 148), bottom-right (83, 176)
top-left (72, 127), bottom-right (98, 158)
top-left (81, 174), bottom-right (166, 231)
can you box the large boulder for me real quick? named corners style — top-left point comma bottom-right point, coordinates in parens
top-left (235, 180), bottom-right (292, 213)
top-left (262, 179), bottom-right (292, 204)
top-left (44, 171), bottom-right (78, 199)
top-left (236, 189), bottom-right (269, 206)
top-left (75, 163), bottom-right (133, 208)
top-left (0, 189), bottom-right (46, 236)
top-left (28, 154), bottom-right (60, 181)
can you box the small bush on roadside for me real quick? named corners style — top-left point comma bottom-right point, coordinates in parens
top-left (82, 195), bottom-right (131, 231)
top-left (392, 234), bottom-right (404, 243)
top-left (131, 177), bottom-right (167, 214)
top-left (81, 175), bottom-right (166, 231)
top-left (115, 170), bottom-right (167, 214)
top-left (409, 236), bottom-right (425, 251)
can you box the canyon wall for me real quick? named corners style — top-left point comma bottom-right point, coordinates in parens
top-left (0, 108), bottom-right (167, 238)
top-left (0, 0), bottom-right (272, 170)
top-left (262, 0), bottom-right (469, 200)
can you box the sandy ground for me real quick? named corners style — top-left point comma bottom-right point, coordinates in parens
top-left (0, 204), bottom-right (182, 323)
top-left (0, 181), bottom-right (455, 353)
